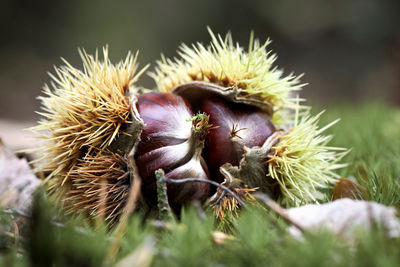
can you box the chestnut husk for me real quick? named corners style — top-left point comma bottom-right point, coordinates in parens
top-left (171, 81), bottom-right (274, 116)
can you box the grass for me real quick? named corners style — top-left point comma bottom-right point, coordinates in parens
top-left (1, 101), bottom-right (400, 266)
top-left (318, 102), bottom-right (400, 206)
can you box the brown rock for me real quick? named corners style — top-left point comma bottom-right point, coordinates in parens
top-left (0, 138), bottom-right (41, 211)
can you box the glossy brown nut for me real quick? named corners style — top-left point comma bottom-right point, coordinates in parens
top-left (135, 92), bottom-right (210, 211)
top-left (202, 96), bottom-right (275, 183)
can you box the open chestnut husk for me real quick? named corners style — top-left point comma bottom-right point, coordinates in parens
top-left (152, 26), bottom-right (348, 206)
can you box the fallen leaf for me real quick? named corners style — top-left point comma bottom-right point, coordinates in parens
top-left (287, 199), bottom-right (400, 241)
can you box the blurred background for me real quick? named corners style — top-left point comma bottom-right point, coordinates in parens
top-left (0, 0), bottom-right (399, 150)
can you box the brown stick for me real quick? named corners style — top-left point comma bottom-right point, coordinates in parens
top-left (161, 177), bottom-right (248, 208)
top-left (106, 147), bottom-right (142, 263)
top-left (155, 169), bottom-right (173, 221)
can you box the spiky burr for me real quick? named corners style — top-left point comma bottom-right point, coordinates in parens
top-left (32, 48), bottom-right (148, 223)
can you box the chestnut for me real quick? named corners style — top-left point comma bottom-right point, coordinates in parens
top-left (201, 96), bottom-right (276, 183)
top-left (134, 92), bottom-right (210, 211)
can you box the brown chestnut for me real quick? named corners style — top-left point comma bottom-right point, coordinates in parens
top-left (202, 96), bottom-right (276, 183)
top-left (134, 92), bottom-right (210, 211)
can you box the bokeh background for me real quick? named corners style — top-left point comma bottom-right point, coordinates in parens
top-left (0, 0), bottom-right (399, 149)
